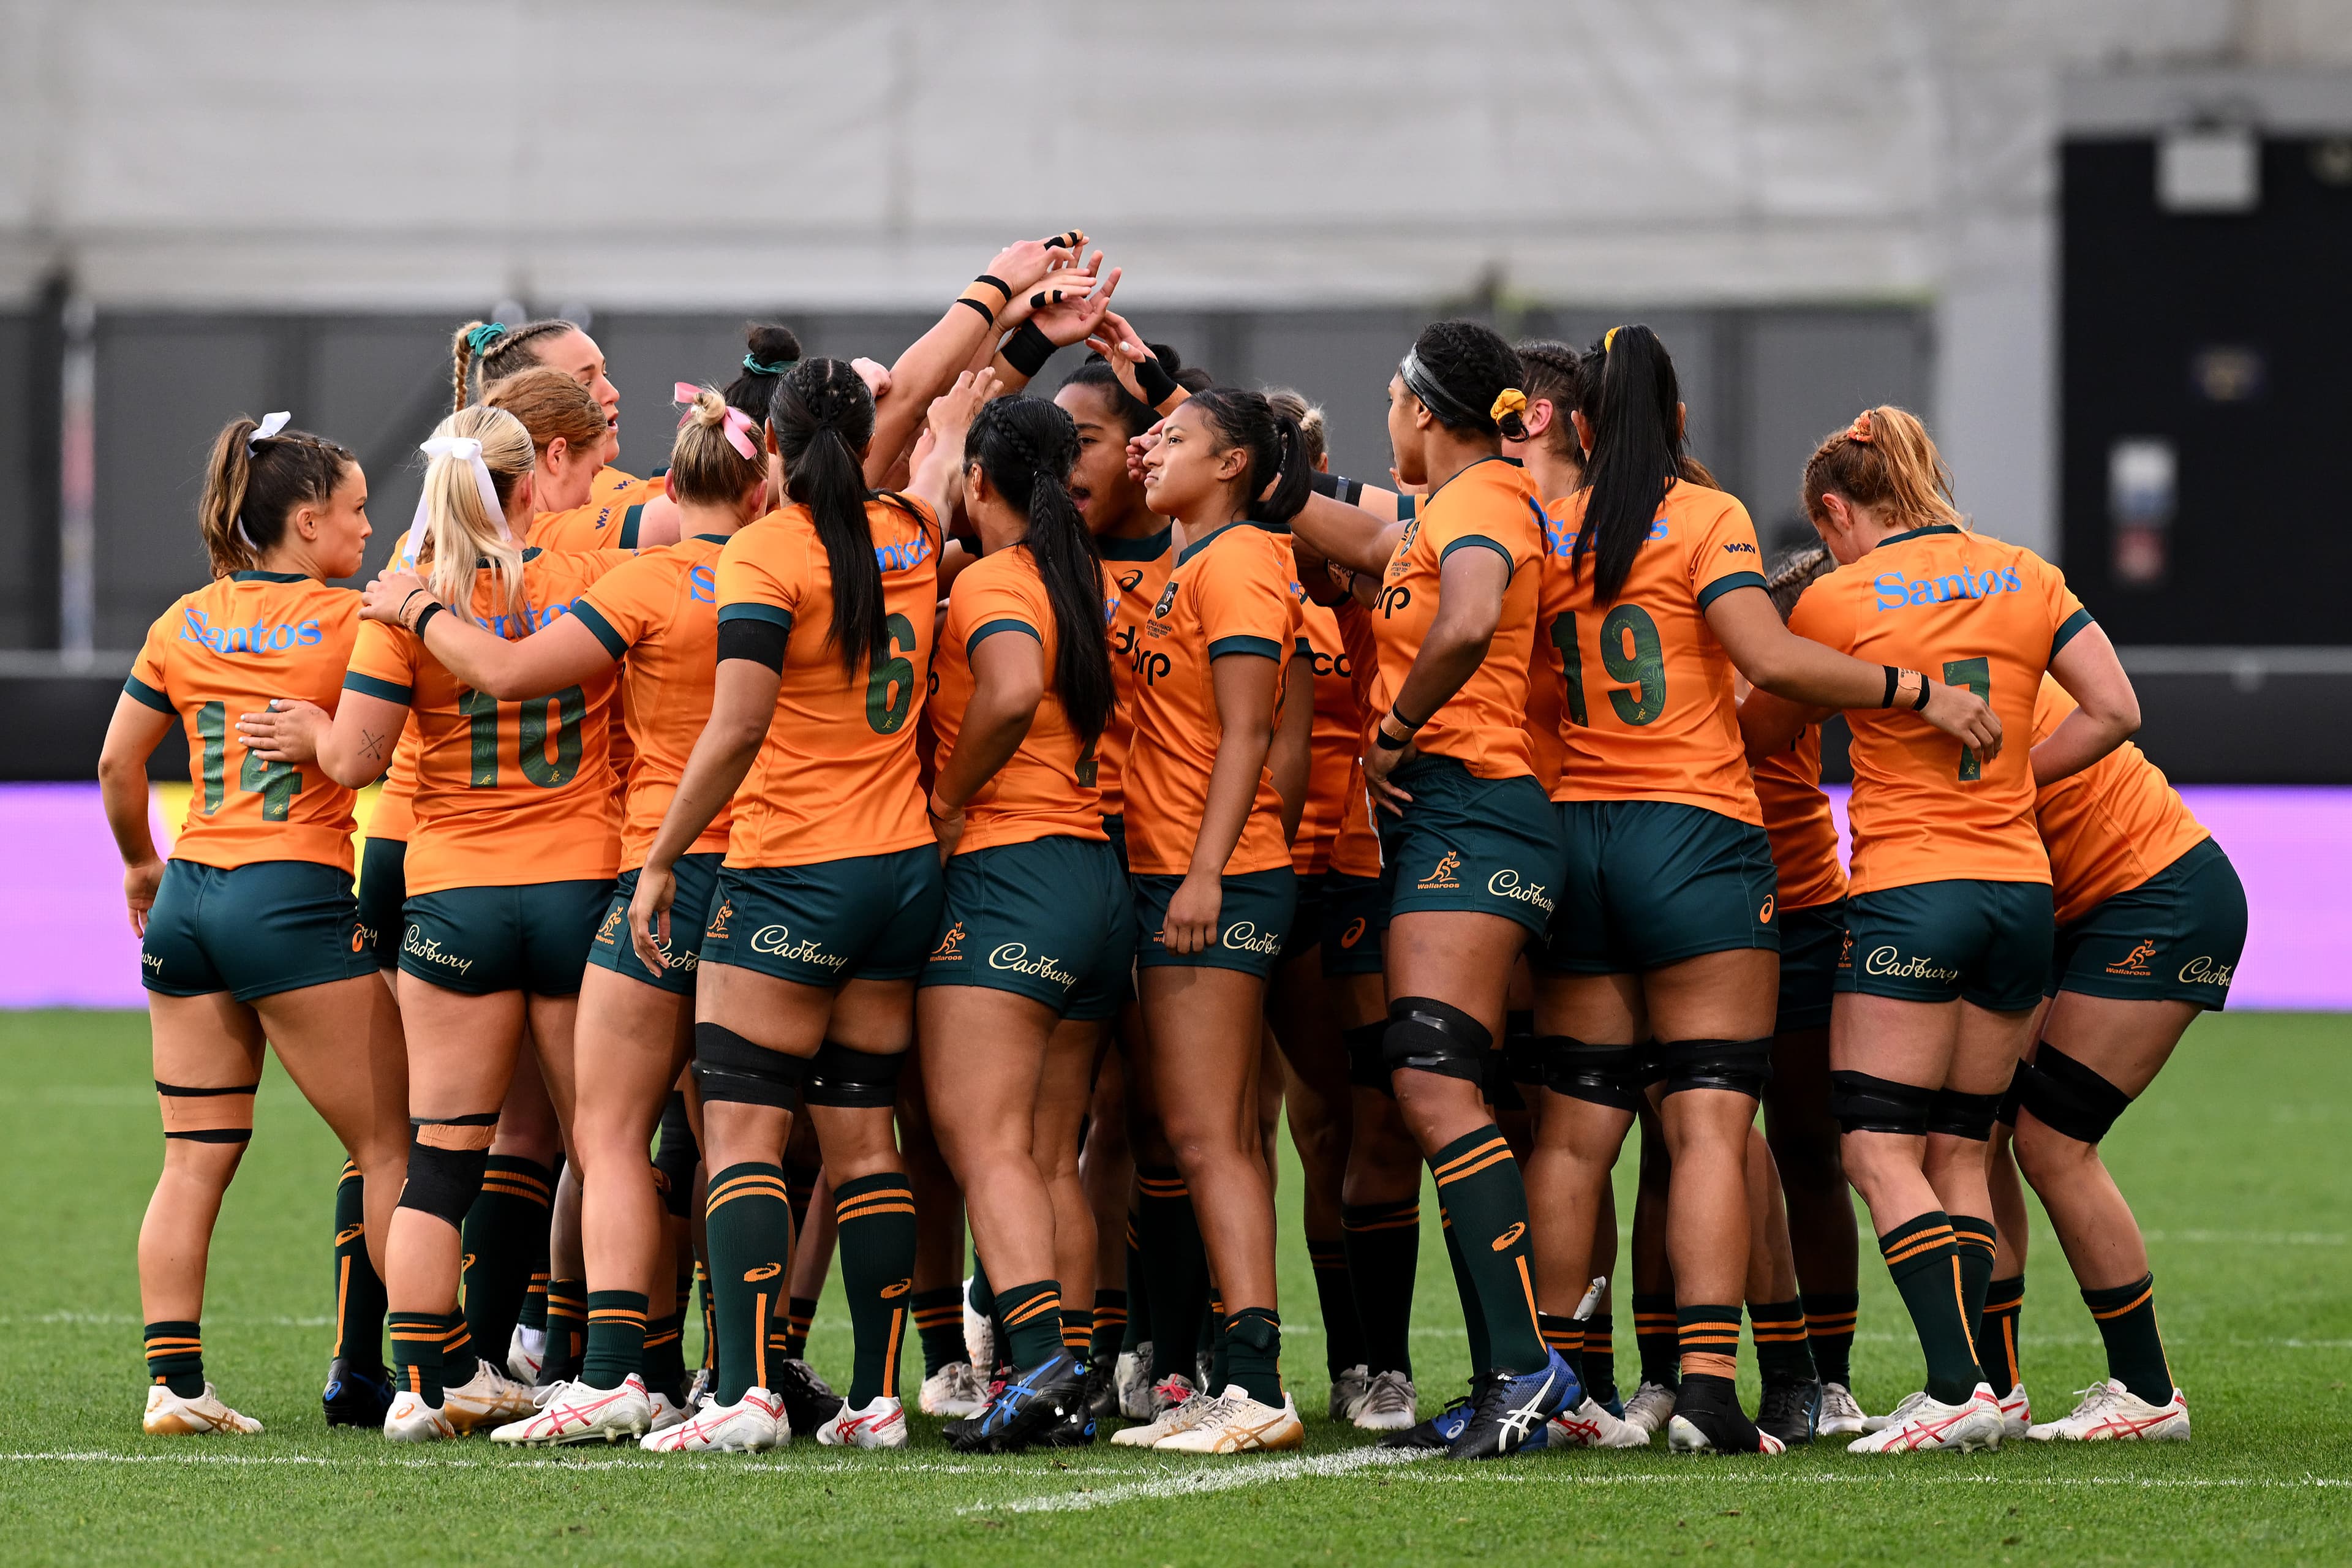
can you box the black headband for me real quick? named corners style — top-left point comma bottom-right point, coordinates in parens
top-left (1400, 349), bottom-right (1487, 431)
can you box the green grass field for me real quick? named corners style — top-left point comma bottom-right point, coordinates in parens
top-left (2, 1009), bottom-right (2346, 1566)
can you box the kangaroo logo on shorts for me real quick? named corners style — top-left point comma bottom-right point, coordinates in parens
top-left (2106, 938), bottom-right (2158, 977)
top-left (1152, 580), bottom-right (1180, 620)
top-left (594, 906), bottom-right (625, 946)
top-left (1490, 1221), bottom-right (1526, 1251)
top-left (1837, 929), bottom-right (1854, 969)
top-left (742, 1263), bottom-right (782, 1283)
top-left (1419, 851), bottom-right (1462, 890)
top-left (931, 922), bottom-right (967, 962)
top-left (706, 900), bottom-right (733, 942)
top-left (1340, 916), bottom-right (1366, 949)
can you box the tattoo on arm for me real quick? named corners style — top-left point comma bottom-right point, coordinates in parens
top-left (360, 729), bottom-right (386, 762)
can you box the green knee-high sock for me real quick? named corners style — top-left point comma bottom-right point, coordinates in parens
top-left (1878, 1213), bottom-right (1984, 1405)
top-left (1121, 1212), bottom-right (1150, 1351)
top-left (1950, 1215), bottom-right (1997, 1346)
top-left (542, 1279), bottom-right (586, 1383)
top-left (1441, 1211), bottom-right (1491, 1376)
top-left (2084, 1273), bottom-right (2174, 1405)
top-left (440, 1313), bottom-right (479, 1388)
top-left (994, 1279), bottom-right (1065, 1368)
top-left (1801, 1291), bottom-right (1859, 1389)
top-left (694, 1260), bottom-right (715, 1372)
top-left (1431, 1127), bottom-right (1545, 1376)
top-left (704, 1162), bottom-right (793, 1406)
top-left (1090, 1289), bottom-right (1129, 1366)
top-left (1583, 1314), bottom-right (1619, 1406)
top-left (1748, 1298), bottom-right (1817, 1383)
top-left (387, 1313), bottom-right (444, 1405)
top-left (1537, 1312), bottom-right (1585, 1385)
top-left (643, 1310), bottom-right (687, 1403)
top-left (143, 1321), bottom-right (204, 1399)
top-left (461, 1155), bottom-right (553, 1358)
top-left (833, 1172), bottom-right (918, 1406)
top-left (781, 1297), bottom-right (817, 1362)
top-left (1308, 1237), bottom-right (1364, 1378)
top-left (1632, 1292), bottom-right (1681, 1389)
top-left (1979, 1276), bottom-right (2024, 1394)
top-left (1061, 1302), bottom-right (1094, 1359)
top-left (331, 1161), bottom-right (387, 1373)
top-left (1342, 1198), bottom-right (1419, 1380)
top-left (911, 1285), bottom-right (965, 1377)
top-left (1200, 1289), bottom-right (1223, 1385)
top-left (1136, 1166), bottom-right (1208, 1382)
top-left (582, 1290), bottom-right (648, 1389)
top-left (1224, 1307), bottom-right (1284, 1408)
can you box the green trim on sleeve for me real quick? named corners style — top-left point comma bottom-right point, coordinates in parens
top-left (342, 670), bottom-right (413, 704)
top-left (570, 600), bottom-right (629, 660)
top-left (716, 602), bottom-right (794, 630)
top-left (123, 674), bottom-right (173, 715)
top-left (1294, 636), bottom-right (1313, 659)
top-left (1694, 570), bottom-right (1769, 612)
top-left (617, 504), bottom-right (644, 549)
top-left (1438, 533), bottom-right (1515, 582)
top-left (2050, 606), bottom-right (2095, 660)
top-left (966, 617), bottom-right (1040, 658)
top-left (1208, 635), bottom-right (1283, 662)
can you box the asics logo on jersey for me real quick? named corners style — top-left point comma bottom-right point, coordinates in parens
top-left (178, 606), bottom-right (325, 654)
top-left (1419, 852), bottom-right (1462, 889)
top-left (749, 924), bottom-right (844, 969)
top-left (2107, 938), bottom-right (2158, 976)
top-left (742, 1264), bottom-right (782, 1283)
top-left (1221, 922), bottom-right (1282, 956)
top-left (402, 925), bottom-right (473, 975)
top-left (989, 944), bottom-right (1077, 987)
top-left (1872, 565), bottom-right (2025, 611)
top-left (1486, 869), bottom-right (1553, 912)
top-left (1864, 946), bottom-right (1959, 981)
top-left (875, 535), bottom-right (932, 573)
top-left (688, 564), bottom-right (717, 604)
top-left (1491, 1222), bottom-right (1526, 1251)
top-left (931, 922), bottom-right (967, 961)
top-left (1118, 570), bottom-right (1144, 593)
top-left (2180, 954), bottom-right (2234, 987)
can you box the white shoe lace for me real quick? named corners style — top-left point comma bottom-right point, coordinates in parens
top-left (1360, 1371), bottom-right (1415, 1417)
top-left (2065, 1381), bottom-right (2124, 1422)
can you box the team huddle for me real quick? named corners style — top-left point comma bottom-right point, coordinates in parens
top-left (96, 230), bottom-right (2247, 1462)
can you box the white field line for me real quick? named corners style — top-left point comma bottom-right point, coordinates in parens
top-left (962, 1445), bottom-right (1424, 1513)
top-left (1378, 1471), bottom-right (2352, 1490)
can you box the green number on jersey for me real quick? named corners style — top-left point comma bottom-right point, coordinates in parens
top-left (1599, 603), bottom-right (1667, 726)
top-left (195, 701), bottom-right (227, 812)
top-left (458, 688), bottom-right (500, 786)
top-left (866, 612), bottom-right (918, 735)
top-left (239, 746), bottom-right (303, 821)
top-left (1942, 656), bottom-right (1991, 781)
top-left (1549, 613), bottom-right (1589, 728)
top-left (197, 699), bottom-right (302, 818)
top-left (518, 685), bottom-right (585, 788)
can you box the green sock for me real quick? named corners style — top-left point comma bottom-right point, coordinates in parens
top-left (461, 1155), bottom-right (552, 1357)
top-left (694, 1260), bottom-right (715, 1373)
top-left (331, 1161), bottom-right (386, 1373)
top-left (1121, 1213), bottom-right (1149, 1351)
top-left (1430, 1126), bottom-right (1545, 1376)
top-left (1308, 1237), bottom-right (1363, 1378)
top-left (1747, 1298), bottom-right (1817, 1383)
top-left (1206, 1294), bottom-right (1229, 1389)
top-left (1341, 1198), bottom-right (1419, 1379)
top-left (995, 1280), bottom-right (1064, 1367)
top-left (1632, 1292), bottom-right (1681, 1389)
top-left (704, 1161), bottom-right (793, 1404)
top-left (1878, 1213), bottom-right (1984, 1404)
top-left (1061, 1302), bottom-right (1094, 1360)
top-left (1678, 1302), bottom-right (1744, 1384)
top-left (542, 1278), bottom-right (586, 1383)
top-left (143, 1321), bottom-right (204, 1399)
top-left (2084, 1273), bottom-right (2173, 1405)
top-left (1136, 1166), bottom-right (1208, 1382)
top-left (1801, 1291), bottom-right (1859, 1388)
top-left (1979, 1275), bottom-right (2024, 1394)
top-left (582, 1290), bottom-right (647, 1389)
top-left (1951, 1215), bottom-right (1997, 1343)
top-left (1224, 1307), bottom-right (1284, 1407)
top-left (388, 1313), bottom-right (444, 1404)
top-left (439, 1312), bottom-right (478, 1388)
top-left (782, 1296), bottom-right (817, 1362)
top-left (833, 1172), bottom-right (918, 1406)
top-left (911, 1285), bottom-right (965, 1377)
top-left (1537, 1311), bottom-right (1584, 1385)
top-left (1090, 1289), bottom-right (1129, 1366)
top-left (1441, 1212), bottom-right (1491, 1376)
top-left (1583, 1316), bottom-right (1619, 1405)
top-left (643, 1311), bottom-right (687, 1404)
top-left (518, 1273), bottom-right (549, 1334)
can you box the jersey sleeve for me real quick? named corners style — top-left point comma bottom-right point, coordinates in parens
top-left (957, 562), bottom-right (1045, 657)
top-left (1200, 540), bottom-right (1298, 663)
top-left (124, 611), bottom-right (175, 715)
top-left (573, 551), bottom-right (669, 659)
top-left (715, 529), bottom-right (802, 636)
top-left (1427, 493), bottom-right (1520, 581)
top-left (345, 617), bottom-right (420, 704)
top-left (1689, 494), bottom-right (1769, 611)
top-left (2036, 554), bottom-right (2093, 660)
top-left (1784, 576), bottom-right (1852, 656)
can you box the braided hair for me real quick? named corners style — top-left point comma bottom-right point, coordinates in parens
top-left (963, 398), bottom-right (1115, 745)
top-left (1399, 320), bottom-right (1529, 441)
top-left (451, 318), bottom-right (582, 413)
top-left (770, 358), bottom-right (905, 672)
top-left (1513, 339), bottom-right (1584, 462)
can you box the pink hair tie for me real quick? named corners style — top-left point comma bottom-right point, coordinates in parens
top-left (675, 382), bottom-right (760, 461)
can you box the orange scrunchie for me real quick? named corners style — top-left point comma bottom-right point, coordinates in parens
top-left (1847, 410), bottom-right (1875, 443)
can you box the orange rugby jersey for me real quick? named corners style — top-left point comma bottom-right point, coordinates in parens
top-left (929, 545), bottom-right (1110, 854)
top-left (368, 725), bottom-right (421, 844)
top-left (524, 467), bottom-right (666, 552)
top-left (1124, 520), bottom-right (1303, 878)
top-left (126, 571), bottom-right (364, 873)
top-left (1523, 496), bottom-right (1574, 794)
top-left (2030, 676), bottom-right (2209, 926)
top-left (572, 533), bottom-right (734, 869)
top-left (1372, 458), bottom-right (1544, 780)
top-left (715, 496), bottom-right (940, 869)
top-left (1095, 528), bottom-right (1176, 822)
top-left (1291, 588), bottom-right (1363, 875)
top-left (1787, 524), bottom-right (2089, 895)
top-left (1325, 595), bottom-right (1387, 879)
top-left (344, 548), bottom-right (626, 894)
top-left (1753, 723), bottom-right (1847, 911)
top-left (1539, 480), bottom-right (1768, 823)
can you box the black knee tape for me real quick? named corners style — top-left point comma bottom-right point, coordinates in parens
top-left (2014, 1044), bottom-right (2132, 1144)
top-left (1828, 1070), bottom-right (1934, 1136)
top-left (399, 1114), bottom-right (498, 1226)
top-left (1343, 1022), bottom-right (1393, 1097)
top-left (1382, 997), bottom-right (1491, 1085)
top-left (1996, 1065), bottom-right (2022, 1128)
top-left (1501, 1022), bottom-right (1547, 1087)
top-left (1539, 1036), bottom-right (1640, 1111)
top-left (1660, 1037), bottom-right (1773, 1098)
top-left (802, 1040), bottom-right (905, 1109)
top-left (1926, 1087), bottom-right (2003, 1141)
top-left (692, 1022), bottom-right (806, 1110)
top-left (1632, 1039), bottom-right (1670, 1088)
top-left (652, 1090), bottom-right (699, 1217)
top-left (1482, 1050), bottom-right (1526, 1113)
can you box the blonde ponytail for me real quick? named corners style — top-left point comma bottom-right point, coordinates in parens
top-left (1801, 404), bottom-right (1966, 535)
top-left (418, 405), bottom-right (532, 630)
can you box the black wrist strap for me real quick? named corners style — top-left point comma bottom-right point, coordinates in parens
top-left (412, 602), bottom-right (443, 639)
top-left (973, 274), bottom-right (1012, 304)
top-left (1390, 701), bottom-right (1429, 732)
top-left (1308, 470), bottom-right (1340, 499)
top-left (953, 295), bottom-right (995, 326)
top-left (1371, 724), bottom-right (1411, 752)
top-left (1882, 665), bottom-right (1901, 708)
top-left (1134, 353), bottom-right (1181, 409)
top-left (1000, 320), bottom-right (1055, 379)
top-left (1910, 674), bottom-right (1932, 712)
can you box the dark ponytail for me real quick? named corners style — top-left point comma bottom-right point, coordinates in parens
top-left (725, 322), bottom-right (802, 424)
top-left (1184, 387), bottom-right (1310, 527)
top-left (771, 358), bottom-right (888, 672)
top-left (1574, 323), bottom-right (1686, 603)
top-left (197, 416), bottom-right (354, 578)
top-left (964, 398), bottom-right (1115, 745)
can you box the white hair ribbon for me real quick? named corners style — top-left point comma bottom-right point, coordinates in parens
top-left (404, 434), bottom-right (511, 560)
top-left (235, 412), bottom-right (293, 553)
